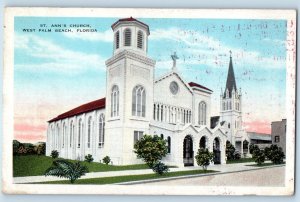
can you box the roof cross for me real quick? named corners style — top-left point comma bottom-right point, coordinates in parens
top-left (171, 52), bottom-right (179, 71)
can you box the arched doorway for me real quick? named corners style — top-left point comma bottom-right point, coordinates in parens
top-left (183, 135), bottom-right (194, 166)
top-left (199, 136), bottom-right (206, 149)
top-left (213, 137), bottom-right (221, 164)
top-left (243, 140), bottom-right (249, 157)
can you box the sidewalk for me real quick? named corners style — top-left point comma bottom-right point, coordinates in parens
top-left (13, 162), bottom-right (283, 184)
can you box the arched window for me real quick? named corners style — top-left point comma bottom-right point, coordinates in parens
top-left (229, 102), bottom-right (232, 110)
top-left (78, 119), bottom-right (82, 148)
top-left (198, 101), bottom-right (206, 125)
top-left (111, 85), bottom-right (119, 117)
top-left (51, 126), bottom-right (54, 148)
top-left (62, 123), bottom-right (66, 148)
top-left (70, 121), bottom-right (73, 147)
top-left (56, 124), bottom-right (59, 149)
top-left (137, 30), bottom-right (143, 49)
top-left (98, 114), bottom-right (105, 148)
top-left (199, 136), bottom-right (206, 149)
top-left (132, 85), bottom-right (146, 117)
top-left (115, 31), bottom-right (120, 49)
top-left (124, 28), bottom-right (131, 46)
top-left (223, 102), bottom-right (225, 110)
top-left (87, 117), bottom-right (92, 148)
top-left (160, 134), bottom-right (164, 140)
top-left (167, 136), bottom-right (171, 153)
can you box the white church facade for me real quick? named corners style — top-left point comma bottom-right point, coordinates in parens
top-left (46, 17), bottom-right (249, 167)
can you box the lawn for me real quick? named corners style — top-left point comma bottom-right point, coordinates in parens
top-left (226, 158), bottom-right (255, 164)
top-left (38, 169), bottom-right (217, 184)
top-left (13, 155), bottom-right (150, 177)
top-left (246, 162), bottom-right (285, 167)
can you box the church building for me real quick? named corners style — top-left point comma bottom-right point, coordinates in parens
top-left (46, 17), bottom-right (249, 167)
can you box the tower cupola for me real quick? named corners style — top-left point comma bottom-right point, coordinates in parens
top-left (111, 17), bottom-right (149, 56)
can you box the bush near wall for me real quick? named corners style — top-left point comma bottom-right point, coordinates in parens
top-left (13, 140), bottom-right (46, 156)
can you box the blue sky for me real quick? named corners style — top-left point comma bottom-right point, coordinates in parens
top-left (14, 17), bottom-right (287, 141)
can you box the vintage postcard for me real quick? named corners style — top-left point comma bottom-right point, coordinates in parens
top-left (2, 8), bottom-right (296, 195)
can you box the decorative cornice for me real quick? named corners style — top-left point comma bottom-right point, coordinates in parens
top-left (105, 50), bottom-right (156, 67)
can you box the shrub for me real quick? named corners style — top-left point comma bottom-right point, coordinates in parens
top-left (264, 146), bottom-right (272, 160)
top-left (249, 144), bottom-right (259, 155)
top-left (234, 151), bottom-right (241, 160)
top-left (226, 141), bottom-right (236, 160)
top-left (84, 154), bottom-right (94, 163)
top-left (34, 142), bottom-right (46, 155)
top-left (151, 161), bottom-right (169, 175)
top-left (268, 145), bottom-right (285, 164)
top-left (50, 150), bottom-right (59, 159)
top-left (45, 160), bottom-right (88, 184)
top-left (134, 134), bottom-right (168, 168)
top-left (253, 149), bottom-right (265, 165)
top-left (102, 156), bottom-right (111, 165)
top-left (195, 148), bottom-right (214, 170)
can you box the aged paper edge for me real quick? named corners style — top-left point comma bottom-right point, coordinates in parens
top-left (2, 7), bottom-right (296, 195)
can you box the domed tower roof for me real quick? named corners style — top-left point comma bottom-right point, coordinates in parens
top-left (111, 17), bottom-right (150, 35)
top-left (111, 17), bottom-right (150, 56)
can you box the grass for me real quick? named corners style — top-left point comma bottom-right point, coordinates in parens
top-left (37, 169), bottom-right (217, 184)
top-left (246, 162), bottom-right (285, 167)
top-left (13, 155), bottom-right (150, 177)
top-left (226, 158), bottom-right (255, 164)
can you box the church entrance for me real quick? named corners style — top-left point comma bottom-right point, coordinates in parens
top-left (183, 135), bottom-right (194, 166)
top-left (213, 137), bottom-right (221, 164)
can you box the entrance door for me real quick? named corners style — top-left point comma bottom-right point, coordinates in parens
top-left (183, 135), bottom-right (194, 166)
top-left (213, 138), bottom-right (221, 164)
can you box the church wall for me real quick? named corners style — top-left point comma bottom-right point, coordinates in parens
top-left (193, 90), bottom-right (211, 127)
top-left (46, 108), bottom-right (106, 162)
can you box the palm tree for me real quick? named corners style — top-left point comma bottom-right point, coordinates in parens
top-left (45, 160), bottom-right (88, 184)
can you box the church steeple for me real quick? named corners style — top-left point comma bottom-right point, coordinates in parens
top-left (224, 51), bottom-right (237, 98)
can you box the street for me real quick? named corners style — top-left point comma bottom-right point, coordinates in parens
top-left (141, 166), bottom-right (285, 186)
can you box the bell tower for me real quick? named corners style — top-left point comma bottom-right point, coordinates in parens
top-left (220, 52), bottom-right (242, 145)
top-left (104, 17), bottom-right (156, 165)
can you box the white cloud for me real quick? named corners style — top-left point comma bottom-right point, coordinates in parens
top-left (14, 33), bottom-right (106, 73)
top-left (150, 28), bottom-right (286, 70)
top-left (63, 29), bottom-right (113, 42)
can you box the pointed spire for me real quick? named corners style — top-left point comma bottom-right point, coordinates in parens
top-left (224, 51), bottom-right (237, 98)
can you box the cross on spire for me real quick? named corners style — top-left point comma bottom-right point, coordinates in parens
top-left (229, 50), bottom-right (232, 57)
top-left (171, 52), bottom-right (179, 71)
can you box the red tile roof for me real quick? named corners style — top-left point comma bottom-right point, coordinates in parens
top-left (188, 82), bottom-right (213, 92)
top-left (48, 98), bottom-right (106, 123)
top-left (111, 17), bottom-right (150, 34)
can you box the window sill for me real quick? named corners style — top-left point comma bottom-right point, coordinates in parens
top-left (107, 117), bottom-right (120, 122)
top-left (130, 117), bottom-right (148, 122)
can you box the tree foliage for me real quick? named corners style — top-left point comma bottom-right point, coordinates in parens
top-left (249, 143), bottom-right (259, 154)
top-left (134, 134), bottom-right (168, 168)
top-left (266, 145), bottom-right (285, 164)
top-left (253, 149), bottom-right (265, 165)
top-left (45, 160), bottom-right (88, 183)
top-left (195, 148), bottom-right (214, 170)
top-left (225, 141), bottom-right (236, 160)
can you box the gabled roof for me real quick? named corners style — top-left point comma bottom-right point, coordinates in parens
top-left (111, 17), bottom-right (150, 34)
top-left (48, 98), bottom-right (106, 123)
top-left (224, 56), bottom-right (237, 98)
top-left (188, 82), bottom-right (213, 92)
top-left (155, 71), bottom-right (194, 94)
